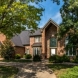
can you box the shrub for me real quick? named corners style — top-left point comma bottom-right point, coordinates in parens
top-left (62, 54), bottom-right (70, 62)
top-left (49, 55), bottom-right (63, 63)
top-left (49, 55), bottom-right (57, 62)
top-left (49, 55), bottom-right (70, 63)
top-left (33, 55), bottom-right (41, 62)
top-left (0, 40), bottom-right (15, 60)
top-left (15, 54), bottom-right (21, 59)
top-left (25, 54), bottom-right (32, 59)
top-left (74, 55), bottom-right (78, 63)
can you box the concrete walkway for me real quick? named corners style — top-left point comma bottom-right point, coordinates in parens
top-left (0, 60), bottom-right (56, 78)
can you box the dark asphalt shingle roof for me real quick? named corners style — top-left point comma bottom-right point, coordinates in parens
top-left (19, 31), bottom-right (30, 45)
top-left (11, 29), bottom-right (42, 47)
top-left (11, 35), bottom-right (23, 47)
top-left (30, 29), bottom-right (42, 37)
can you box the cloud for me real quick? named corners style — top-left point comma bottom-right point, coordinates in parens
top-left (52, 12), bottom-right (62, 24)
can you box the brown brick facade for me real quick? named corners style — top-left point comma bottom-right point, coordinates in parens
top-left (14, 46), bottom-right (25, 57)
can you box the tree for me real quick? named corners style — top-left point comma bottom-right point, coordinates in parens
top-left (0, 39), bottom-right (15, 60)
top-left (58, 0), bottom-right (78, 52)
top-left (0, 0), bottom-right (60, 38)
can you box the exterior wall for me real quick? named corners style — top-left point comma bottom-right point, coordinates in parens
top-left (42, 30), bottom-right (46, 58)
top-left (14, 46), bottom-right (25, 57)
top-left (30, 37), bottom-right (34, 57)
top-left (57, 37), bottom-right (65, 56)
top-left (42, 23), bottom-right (65, 58)
top-left (45, 24), bottom-right (57, 58)
top-left (25, 46), bottom-right (30, 54)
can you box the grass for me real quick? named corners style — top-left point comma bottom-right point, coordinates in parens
top-left (0, 59), bottom-right (32, 62)
top-left (0, 66), bottom-right (18, 78)
top-left (47, 64), bottom-right (78, 78)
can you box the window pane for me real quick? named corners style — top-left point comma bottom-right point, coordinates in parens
top-left (51, 49), bottom-right (56, 56)
top-left (50, 37), bottom-right (57, 47)
top-left (66, 46), bottom-right (76, 56)
top-left (73, 46), bottom-right (76, 55)
top-left (33, 47), bottom-right (41, 55)
top-left (35, 37), bottom-right (41, 42)
top-left (69, 48), bottom-right (72, 55)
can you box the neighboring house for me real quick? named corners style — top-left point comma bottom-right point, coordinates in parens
top-left (0, 19), bottom-right (77, 58)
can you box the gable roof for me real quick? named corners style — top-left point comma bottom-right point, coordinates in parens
top-left (42, 19), bottom-right (59, 30)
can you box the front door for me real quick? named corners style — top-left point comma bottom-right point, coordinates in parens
top-left (50, 48), bottom-right (56, 56)
top-left (33, 47), bottom-right (41, 56)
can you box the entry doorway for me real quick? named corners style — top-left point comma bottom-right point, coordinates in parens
top-left (50, 48), bottom-right (56, 56)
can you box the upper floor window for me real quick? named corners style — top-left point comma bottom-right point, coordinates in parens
top-left (35, 37), bottom-right (41, 43)
top-left (50, 37), bottom-right (57, 47)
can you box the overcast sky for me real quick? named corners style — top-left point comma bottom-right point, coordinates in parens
top-left (38, 0), bottom-right (63, 28)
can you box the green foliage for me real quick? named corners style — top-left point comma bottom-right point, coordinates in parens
top-left (0, 0), bottom-right (44, 38)
top-left (58, 0), bottom-right (78, 53)
top-left (33, 55), bottom-right (41, 62)
top-left (62, 54), bottom-right (70, 62)
top-left (25, 54), bottom-right (32, 59)
top-left (60, 66), bottom-right (78, 78)
top-left (15, 54), bottom-right (21, 59)
top-left (49, 55), bottom-right (63, 63)
top-left (0, 39), bottom-right (15, 60)
top-left (0, 0), bottom-right (60, 38)
top-left (49, 55), bottom-right (70, 63)
top-left (74, 55), bottom-right (78, 63)
top-left (0, 66), bottom-right (18, 78)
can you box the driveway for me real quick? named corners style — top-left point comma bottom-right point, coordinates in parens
top-left (0, 60), bottom-right (56, 78)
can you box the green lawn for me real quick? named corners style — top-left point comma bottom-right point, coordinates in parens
top-left (0, 66), bottom-right (18, 78)
top-left (47, 64), bottom-right (78, 78)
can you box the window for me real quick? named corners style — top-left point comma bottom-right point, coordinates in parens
top-left (50, 37), bottom-right (57, 47)
top-left (25, 49), bottom-right (29, 54)
top-left (66, 46), bottom-right (76, 56)
top-left (65, 37), bottom-right (76, 56)
top-left (33, 47), bottom-right (41, 56)
top-left (35, 37), bottom-right (41, 43)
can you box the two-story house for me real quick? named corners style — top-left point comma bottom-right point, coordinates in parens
top-left (11, 19), bottom-right (66, 58)
top-left (0, 19), bottom-right (76, 58)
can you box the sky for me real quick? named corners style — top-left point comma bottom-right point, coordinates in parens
top-left (37, 0), bottom-right (63, 28)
